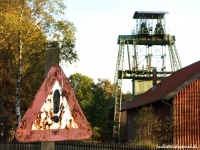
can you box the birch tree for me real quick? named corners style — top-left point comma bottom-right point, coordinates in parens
top-left (0, 0), bottom-right (77, 140)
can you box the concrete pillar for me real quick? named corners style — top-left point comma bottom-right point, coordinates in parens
top-left (41, 47), bottom-right (59, 150)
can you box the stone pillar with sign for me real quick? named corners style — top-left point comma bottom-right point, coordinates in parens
top-left (15, 46), bottom-right (92, 148)
top-left (42, 47), bottom-right (59, 150)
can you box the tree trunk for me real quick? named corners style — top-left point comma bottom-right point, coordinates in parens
top-left (15, 8), bottom-right (23, 129)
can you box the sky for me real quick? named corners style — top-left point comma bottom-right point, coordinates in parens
top-left (62, 0), bottom-right (200, 93)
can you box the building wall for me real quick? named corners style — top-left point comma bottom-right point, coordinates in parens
top-left (153, 100), bottom-right (172, 120)
top-left (126, 109), bottom-right (137, 143)
top-left (120, 111), bottom-right (127, 142)
top-left (173, 78), bottom-right (200, 147)
top-left (125, 78), bottom-right (200, 146)
top-left (134, 80), bottom-right (161, 96)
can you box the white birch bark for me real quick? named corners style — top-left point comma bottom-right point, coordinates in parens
top-left (15, 7), bottom-right (23, 128)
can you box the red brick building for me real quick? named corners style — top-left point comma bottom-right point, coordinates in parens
top-left (121, 61), bottom-right (200, 146)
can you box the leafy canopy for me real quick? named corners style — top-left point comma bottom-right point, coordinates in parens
top-left (0, 0), bottom-right (78, 140)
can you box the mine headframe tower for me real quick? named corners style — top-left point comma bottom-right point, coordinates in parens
top-left (113, 11), bottom-right (182, 142)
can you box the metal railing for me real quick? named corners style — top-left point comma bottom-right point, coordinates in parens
top-left (0, 140), bottom-right (177, 150)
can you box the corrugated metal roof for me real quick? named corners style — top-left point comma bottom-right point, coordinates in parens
top-left (121, 60), bottom-right (200, 111)
top-left (133, 11), bottom-right (169, 19)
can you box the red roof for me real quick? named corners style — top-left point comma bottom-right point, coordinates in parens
top-left (121, 61), bottom-right (200, 111)
top-left (133, 11), bottom-right (169, 19)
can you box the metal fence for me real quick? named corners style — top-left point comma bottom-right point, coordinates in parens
top-left (0, 140), bottom-right (173, 150)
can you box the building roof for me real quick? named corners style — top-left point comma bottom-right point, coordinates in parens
top-left (121, 60), bottom-right (200, 111)
top-left (133, 11), bottom-right (169, 19)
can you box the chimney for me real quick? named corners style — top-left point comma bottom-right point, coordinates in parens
top-left (152, 68), bottom-right (157, 90)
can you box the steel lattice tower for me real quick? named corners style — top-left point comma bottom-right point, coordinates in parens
top-left (113, 11), bottom-right (182, 142)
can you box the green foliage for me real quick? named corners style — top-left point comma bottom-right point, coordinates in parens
top-left (122, 91), bottom-right (132, 102)
top-left (159, 116), bottom-right (173, 144)
top-left (68, 76), bottom-right (115, 141)
top-left (84, 79), bottom-right (115, 141)
top-left (133, 105), bottom-right (173, 145)
top-left (0, 2), bottom-right (46, 140)
top-left (56, 21), bottom-right (77, 63)
top-left (46, 21), bottom-right (78, 64)
top-left (26, 0), bottom-right (78, 63)
top-left (134, 105), bottom-right (161, 146)
top-left (69, 73), bottom-right (94, 108)
top-left (0, 0), bottom-right (78, 140)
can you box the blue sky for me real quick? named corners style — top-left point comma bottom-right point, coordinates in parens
top-left (63, 0), bottom-right (200, 93)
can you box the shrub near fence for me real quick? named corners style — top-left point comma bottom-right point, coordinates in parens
top-left (0, 140), bottom-right (175, 150)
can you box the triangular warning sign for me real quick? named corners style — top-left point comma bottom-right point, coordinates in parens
top-left (15, 66), bottom-right (92, 142)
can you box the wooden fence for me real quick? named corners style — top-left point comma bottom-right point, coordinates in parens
top-left (0, 140), bottom-right (182, 150)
